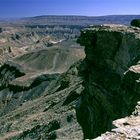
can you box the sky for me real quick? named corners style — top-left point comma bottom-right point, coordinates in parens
top-left (0, 0), bottom-right (140, 18)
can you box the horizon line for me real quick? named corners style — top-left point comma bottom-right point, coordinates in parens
top-left (0, 14), bottom-right (140, 19)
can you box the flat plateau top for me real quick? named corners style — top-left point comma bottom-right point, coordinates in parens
top-left (83, 24), bottom-right (140, 36)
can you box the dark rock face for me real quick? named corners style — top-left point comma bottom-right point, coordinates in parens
top-left (77, 24), bottom-right (140, 139)
top-left (131, 19), bottom-right (140, 27)
top-left (0, 28), bottom-right (3, 33)
top-left (78, 25), bottom-right (140, 74)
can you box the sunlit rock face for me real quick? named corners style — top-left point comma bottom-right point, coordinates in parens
top-left (76, 24), bottom-right (140, 139)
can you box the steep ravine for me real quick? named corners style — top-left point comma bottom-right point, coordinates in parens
top-left (76, 24), bottom-right (140, 139)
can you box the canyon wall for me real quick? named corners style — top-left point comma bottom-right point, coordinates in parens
top-left (76, 24), bottom-right (140, 138)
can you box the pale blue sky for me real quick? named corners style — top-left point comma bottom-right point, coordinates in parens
top-left (0, 0), bottom-right (140, 18)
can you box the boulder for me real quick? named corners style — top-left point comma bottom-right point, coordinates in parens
top-left (131, 19), bottom-right (140, 27)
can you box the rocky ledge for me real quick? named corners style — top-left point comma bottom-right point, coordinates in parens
top-left (95, 102), bottom-right (140, 140)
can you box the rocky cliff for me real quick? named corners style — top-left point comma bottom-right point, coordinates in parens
top-left (76, 24), bottom-right (140, 139)
top-left (0, 24), bottom-right (140, 139)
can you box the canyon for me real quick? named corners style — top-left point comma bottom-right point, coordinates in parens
top-left (0, 16), bottom-right (140, 139)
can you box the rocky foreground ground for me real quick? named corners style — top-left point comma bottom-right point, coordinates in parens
top-left (0, 24), bottom-right (140, 139)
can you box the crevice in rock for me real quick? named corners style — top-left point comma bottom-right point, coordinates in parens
top-left (62, 91), bottom-right (80, 106)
